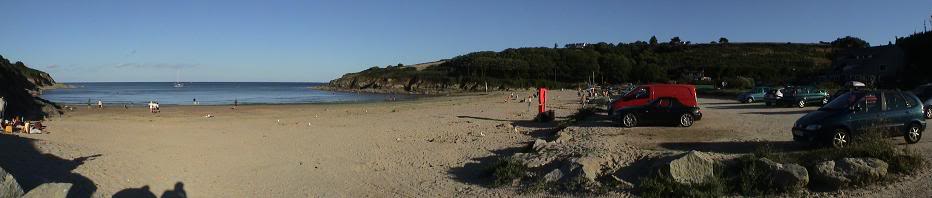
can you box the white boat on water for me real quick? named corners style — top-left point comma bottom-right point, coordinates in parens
top-left (174, 70), bottom-right (184, 88)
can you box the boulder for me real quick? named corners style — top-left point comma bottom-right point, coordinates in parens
top-left (543, 169), bottom-right (564, 183)
top-left (539, 156), bottom-right (608, 184)
top-left (510, 153), bottom-right (556, 168)
top-left (813, 158), bottom-right (888, 188)
top-left (565, 156), bottom-right (605, 182)
top-left (660, 151), bottom-right (716, 185)
top-left (22, 183), bottom-right (72, 198)
top-left (757, 158), bottom-right (809, 191)
top-left (553, 130), bottom-right (572, 143)
top-left (0, 166), bottom-right (24, 198)
top-left (531, 139), bottom-right (553, 152)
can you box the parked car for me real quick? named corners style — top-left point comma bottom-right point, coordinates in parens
top-left (737, 86), bottom-right (772, 103)
top-left (909, 83), bottom-right (932, 119)
top-left (828, 81), bottom-right (867, 103)
top-left (613, 97), bottom-right (702, 127)
top-left (792, 90), bottom-right (926, 147)
top-left (608, 84), bottom-right (698, 115)
top-left (765, 86), bottom-right (829, 108)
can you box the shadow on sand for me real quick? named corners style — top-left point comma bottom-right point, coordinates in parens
top-left (0, 134), bottom-right (100, 198)
top-left (456, 115), bottom-right (557, 129)
top-left (112, 182), bottom-right (187, 198)
top-left (447, 146), bottom-right (529, 186)
top-left (658, 140), bottom-right (810, 154)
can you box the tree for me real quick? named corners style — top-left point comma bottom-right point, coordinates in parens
top-left (831, 36), bottom-right (870, 48)
top-left (669, 37), bottom-right (682, 45)
top-left (649, 36), bottom-right (658, 46)
top-left (719, 37), bottom-right (729, 44)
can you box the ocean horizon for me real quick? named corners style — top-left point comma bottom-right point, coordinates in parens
top-left (42, 82), bottom-right (402, 105)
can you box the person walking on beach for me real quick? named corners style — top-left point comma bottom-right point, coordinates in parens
top-left (148, 101), bottom-right (159, 113)
top-left (232, 99), bottom-right (238, 109)
top-left (193, 98), bottom-right (198, 105)
top-left (97, 100), bottom-right (103, 109)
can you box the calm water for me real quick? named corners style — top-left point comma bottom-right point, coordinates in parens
top-left (43, 82), bottom-right (400, 105)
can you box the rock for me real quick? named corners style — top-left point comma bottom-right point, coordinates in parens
top-left (610, 175), bottom-right (635, 189)
top-left (0, 166), bottom-right (24, 198)
top-left (560, 156), bottom-right (606, 182)
top-left (510, 153), bottom-right (556, 168)
top-left (543, 169), bottom-right (564, 183)
top-left (22, 183), bottom-right (72, 198)
top-left (660, 151), bottom-right (716, 185)
top-left (531, 139), bottom-right (552, 152)
top-left (554, 130), bottom-right (572, 143)
top-left (813, 158), bottom-right (888, 188)
top-left (757, 158), bottom-right (809, 191)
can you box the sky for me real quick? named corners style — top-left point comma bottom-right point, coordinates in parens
top-left (1, 0), bottom-right (931, 82)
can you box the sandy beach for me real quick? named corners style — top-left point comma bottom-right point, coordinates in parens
top-left (4, 90), bottom-right (931, 197)
top-left (7, 91), bottom-right (577, 197)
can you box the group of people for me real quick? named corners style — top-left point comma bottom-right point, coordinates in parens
top-left (1, 116), bottom-right (45, 134)
top-left (1, 96), bottom-right (46, 134)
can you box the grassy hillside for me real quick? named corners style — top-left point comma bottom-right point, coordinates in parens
top-left (329, 41), bottom-right (834, 92)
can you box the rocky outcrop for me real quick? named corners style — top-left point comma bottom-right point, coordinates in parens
top-left (0, 55), bottom-right (59, 120)
top-left (757, 158), bottom-right (809, 191)
top-left (0, 166), bottom-right (25, 198)
top-left (813, 157), bottom-right (888, 188)
top-left (658, 151), bottom-right (716, 185)
top-left (21, 183), bottom-right (71, 198)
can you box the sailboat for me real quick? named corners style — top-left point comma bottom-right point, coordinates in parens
top-left (174, 70), bottom-right (184, 88)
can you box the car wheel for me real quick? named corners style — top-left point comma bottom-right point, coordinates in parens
top-left (797, 100), bottom-right (806, 108)
top-left (822, 98), bottom-right (829, 105)
top-left (905, 123), bottom-right (923, 144)
top-left (745, 98), bottom-right (753, 103)
top-left (830, 128), bottom-right (850, 148)
top-left (924, 106), bottom-right (932, 119)
top-left (678, 113), bottom-right (694, 127)
top-left (621, 113), bottom-right (638, 128)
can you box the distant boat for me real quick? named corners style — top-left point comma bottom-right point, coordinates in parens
top-left (174, 70), bottom-right (184, 88)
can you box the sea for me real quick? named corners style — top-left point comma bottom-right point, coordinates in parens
top-left (42, 82), bottom-right (401, 106)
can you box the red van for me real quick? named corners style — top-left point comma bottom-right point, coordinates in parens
top-left (609, 84), bottom-right (699, 114)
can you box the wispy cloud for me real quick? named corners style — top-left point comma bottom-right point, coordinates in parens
top-left (45, 64), bottom-right (59, 69)
top-left (114, 63), bottom-right (199, 69)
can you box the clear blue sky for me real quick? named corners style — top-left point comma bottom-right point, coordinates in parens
top-left (2, 0), bottom-right (931, 82)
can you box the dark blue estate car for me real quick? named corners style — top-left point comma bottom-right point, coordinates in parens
top-left (792, 90), bottom-right (927, 147)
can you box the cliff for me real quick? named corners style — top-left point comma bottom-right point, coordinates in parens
top-left (0, 55), bottom-right (59, 120)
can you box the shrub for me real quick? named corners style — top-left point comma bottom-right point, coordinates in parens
top-left (723, 76), bottom-right (755, 89)
top-left (486, 157), bottom-right (529, 187)
top-left (638, 172), bottom-right (726, 198)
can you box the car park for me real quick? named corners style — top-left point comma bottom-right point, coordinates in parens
top-left (765, 86), bottom-right (829, 108)
top-left (909, 83), bottom-right (932, 119)
top-left (614, 97), bottom-right (702, 127)
top-left (737, 86), bottom-right (772, 103)
top-left (792, 90), bottom-right (926, 147)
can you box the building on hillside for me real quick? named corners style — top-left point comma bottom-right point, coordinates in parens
top-left (829, 45), bottom-right (904, 88)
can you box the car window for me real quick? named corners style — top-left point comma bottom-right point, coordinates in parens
top-left (634, 87), bottom-right (650, 99)
top-left (884, 92), bottom-right (907, 110)
top-left (656, 98), bottom-right (672, 108)
top-left (859, 94), bottom-right (881, 112)
top-left (901, 93), bottom-right (915, 107)
top-left (622, 87), bottom-right (648, 100)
